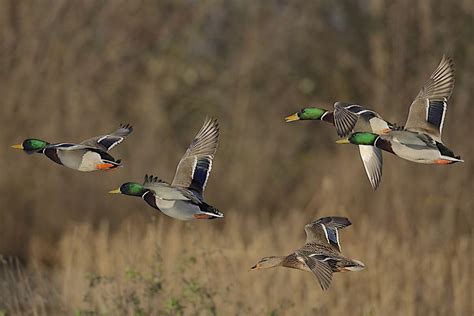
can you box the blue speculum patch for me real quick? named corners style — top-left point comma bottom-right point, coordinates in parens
top-left (190, 159), bottom-right (211, 192)
top-left (427, 100), bottom-right (445, 129)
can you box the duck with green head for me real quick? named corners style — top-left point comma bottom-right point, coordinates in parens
top-left (336, 56), bottom-right (463, 187)
top-left (285, 107), bottom-right (333, 123)
top-left (109, 118), bottom-right (223, 221)
top-left (11, 124), bottom-right (133, 172)
top-left (250, 216), bottom-right (365, 291)
top-left (286, 102), bottom-right (394, 189)
top-left (337, 131), bottom-right (463, 164)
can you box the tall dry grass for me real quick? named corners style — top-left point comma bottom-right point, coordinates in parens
top-left (1, 211), bottom-right (471, 315)
top-left (0, 1), bottom-right (473, 315)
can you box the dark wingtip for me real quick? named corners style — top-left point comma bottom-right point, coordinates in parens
top-left (120, 123), bottom-right (133, 133)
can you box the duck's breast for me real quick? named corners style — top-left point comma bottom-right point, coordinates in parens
top-left (57, 149), bottom-right (100, 171)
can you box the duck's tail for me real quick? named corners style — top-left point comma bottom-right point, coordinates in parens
top-left (436, 142), bottom-right (463, 163)
top-left (343, 259), bottom-right (366, 272)
top-left (109, 159), bottom-right (122, 169)
top-left (198, 202), bottom-right (224, 219)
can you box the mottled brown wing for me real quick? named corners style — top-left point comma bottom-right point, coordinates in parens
top-left (295, 251), bottom-right (333, 291)
top-left (304, 217), bottom-right (351, 252)
top-left (404, 55), bottom-right (455, 141)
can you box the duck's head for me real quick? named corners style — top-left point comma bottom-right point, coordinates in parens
top-left (249, 256), bottom-right (285, 271)
top-left (336, 132), bottom-right (379, 146)
top-left (285, 107), bottom-right (328, 122)
top-left (109, 182), bottom-right (147, 197)
top-left (11, 139), bottom-right (49, 154)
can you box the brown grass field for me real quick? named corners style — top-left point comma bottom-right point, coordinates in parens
top-left (0, 1), bottom-right (472, 315)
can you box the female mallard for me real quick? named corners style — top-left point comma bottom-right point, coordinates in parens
top-left (250, 216), bottom-right (365, 291)
top-left (285, 102), bottom-right (394, 189)
top-left (11, 124), bottom-right (133, 171)
top-left (337, 55), bottom-right (463, 167)
top-left (109, 117), bottom-right (222, 221)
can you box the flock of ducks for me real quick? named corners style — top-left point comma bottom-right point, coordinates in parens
top-left (11, 56), bottom-right (462, 291)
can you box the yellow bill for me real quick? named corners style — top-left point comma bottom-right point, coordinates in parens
top-left (336, 139), bottom-right (350, 144)
top-left (108, 188), bottom-right (121, 194)
top-left (284, 113), bottom-right (300, 122)
top-left (11, 144), bottom-right (24, 149)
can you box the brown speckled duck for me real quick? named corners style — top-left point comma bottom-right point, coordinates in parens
top-left (250, 216), bottom-right (365, 291)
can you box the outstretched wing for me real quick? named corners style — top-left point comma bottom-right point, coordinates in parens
top-left (404, 55), bottom-right (455, 142)
top-left (295, 251), bottom-right (333, 291)
top-left (304, 217), bottom-right (351, 252)
top-left (358, 145), bottom-right (383, 190)
top-left (333, 102), bottom-right (359, 137)
top-left (171, 118), bottom-right (219, 198)
top-left (334, 102), bottom-right (390, 136)
top-left (81, 124), bottom-right (133, 151)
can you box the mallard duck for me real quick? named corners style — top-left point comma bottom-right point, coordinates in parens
top-left (337, 55), bottom-right (463, 166)
top-left (109, 117), bottom-right (222, 221)
top-left (11, 124), bottom-right (133, 171)
top-left (285, 102), bottom-right (393, 136)
top-left (250, 216), bottom-right (365, 291)
top-left (285, 102), bottom-right (394, 189)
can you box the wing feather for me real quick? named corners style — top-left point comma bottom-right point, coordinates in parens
top-left (81, 124), bottom-right (133, 151)
top-left (333, 102), bottom-right (359, 137)
top-left (171, 118), bottom-right (219, 197)
top-left (405, 55), bottom-right (455, 141)
top-left (304, 217), bottom-right (351, 251)
top-left (358, 145), bottom-right (383, 190)
top-left (295, 251), bottom-right (333, 291)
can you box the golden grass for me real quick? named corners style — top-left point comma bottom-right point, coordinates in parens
top-left (1, 207), bottom-right (472, 315)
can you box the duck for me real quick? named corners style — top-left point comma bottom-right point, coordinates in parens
top-left (285, 102), bottom-right (395, 189)
top-left (108, 117), bottom-right (223, 221)
top-left (336, 55), bottom-right (463, 166)
top-left (11, 124), bottom-right (133, 171)
top-left (250, 216), bottom-right (365, 291)
top-left (285, 102), bottom-right (393, 136)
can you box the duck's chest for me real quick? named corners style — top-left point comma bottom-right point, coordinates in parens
top-left (57, 150), bottom-right (102, 171)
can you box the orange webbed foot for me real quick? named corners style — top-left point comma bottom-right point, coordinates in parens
top-left (193, 214), bottom-right (212, 219)
top-left (434, 159), bottom-right (452, 165)
top-left (96, 163), bottom-right (115, 170)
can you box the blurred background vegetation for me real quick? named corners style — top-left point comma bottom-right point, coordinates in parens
top-left (0, 0), bottom-right (472, 315)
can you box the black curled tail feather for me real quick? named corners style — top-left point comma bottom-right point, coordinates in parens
top-left (435, 142), bottom-right (457, 158)
top-left (199, 202), bottom-right (223, 218)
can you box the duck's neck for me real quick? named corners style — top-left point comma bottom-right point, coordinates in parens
top-left (321, 111), bottom-right (334, 125)
top-left (261, 256), bottom-right (286, 269)
top-left (374, 136), bottom-right (395, 154)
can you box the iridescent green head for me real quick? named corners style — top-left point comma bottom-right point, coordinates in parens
top-left (109, 182), bottom-right (147, 197)
top-left (285, 107), bottom-right (328, 122)
top-left (337, 132), bottom-right (379, 145)
top-left (11, 139), bottom-right (49, 154)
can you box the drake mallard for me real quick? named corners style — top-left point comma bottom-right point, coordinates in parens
top-left (11, 124), bottom-right (133, 171)
top-left (336, 55), bottom-right (463, 167)
top-left (250, 216), bottom-right (365, 291)
top-left (109, 117), bottom-right (223, 221)
top-left (285, 102), bottom-right (394, 189)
